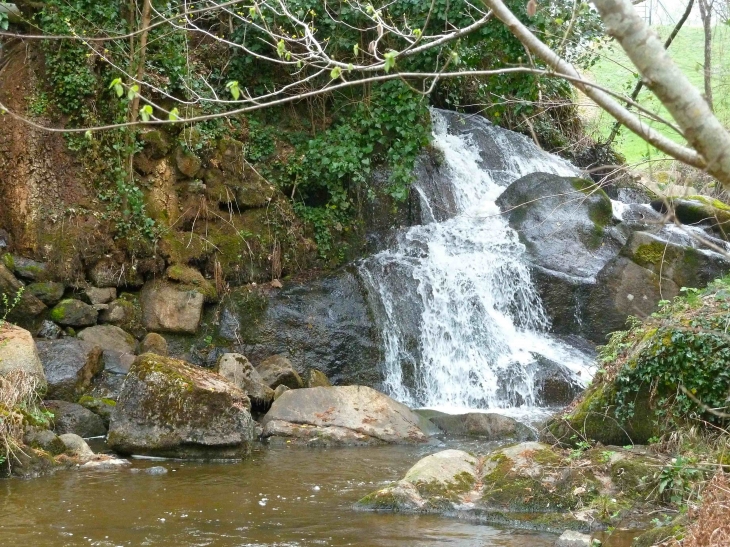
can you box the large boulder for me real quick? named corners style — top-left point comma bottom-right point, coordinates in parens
top-left (216, 353), bottom-right (274, 409)
top-left (44, 400), bottom-right (107, 438)
top-left (107, 354), bottom-right (255, 458)
top-left (49, 299), bottom-right (98, 327)
top-left (255, 355), bottom-right (303, 390)
top-left (425, 411), bottom-right (535, 441)
top-left (140, 281), bottom-right (205, 334)
top-left (0, 324), bottom-right (47, 386)
top-left (36, 339), bottom-right (103, 401)
top-left (261, 386), bottom-right (437, 445)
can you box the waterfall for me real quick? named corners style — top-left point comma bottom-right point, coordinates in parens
top-left (359, 110), bottom-right (594, 413)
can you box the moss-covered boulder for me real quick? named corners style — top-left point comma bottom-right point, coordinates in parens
top-left (26, 281), bottom-right (65, 306)
top-left (49, 299), bottom-right (98, 328)
top-left (99, 294), bottom-right (146, 338)
top-left (107, 354), bottom-right (255, 458)
top-left (165, 264), bottom-right (217, 303)
top-left (0, 263), bottom-right (47, 322)
top-left (651, 196), bottom-right (730, 239)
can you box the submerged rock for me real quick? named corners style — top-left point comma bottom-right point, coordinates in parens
top-left (107, 354), bottom-right (255, 458)
top-left (261, 386), bottom-right (437, 446)
top-left (37, 339), bottom-right (103, 401)
top-left (555, 531), bottom-right (595, 547)
top-left (426, 412), bottom-right (535, 441)
top-left (256, 354), bottom-right (304, 390)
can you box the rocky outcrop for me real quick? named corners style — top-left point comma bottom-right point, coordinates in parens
top-left (36, 339), bottom-right (103, 401)
top-left (0, 324), bottom-right (47, 385)
top-left (216, 353), bottom-right (274, 408)
top-left (497, 173), bottom-right (730, 343)
top-left (107, 353), bottom-right (255, 458)
top-left (261, 386), bottom-right (437, 446)
top-left (140, 280), bottom-right (205, 334)
top-left (423, 411), bottom-right (535, 441)
top-left (358, 443), bottom-right (663, 532)
top-left (45, 400), bottom-right (107, 438)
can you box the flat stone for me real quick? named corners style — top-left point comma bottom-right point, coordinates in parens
top-left (78, 325), bottom-right (136, 354)
top-left (103, 350), bottom-right (136, 375)
top-left (555, 531), bottom-right (594, 547)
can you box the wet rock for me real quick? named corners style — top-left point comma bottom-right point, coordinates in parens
top-left (89, 258), bottom-right (144, 288)
top-left (273, 384), bottom-right (289, 400)
top-left (0, 324), bottom-right (47, 385)
top-left (50, 299), bottom-right (98, 327)
top-left (140, 281), bottom-right (205, 334)
top-left (261, 386), bottom-right (436, 445)
top-left (26, 281), bottom-right (65, 306)
top-left (81, 458), bottom-right (131, 470)
top-left (224, 269), bottom-right (382, 386)
top-left (216, 353), bottom-right (274, 409)
top-left (108, 354), bottom-right (255, 458)
top-left (99, 295), bottom-right (145, 338)
top-left (78, 325), bottom-right (136, 354)
top-left (358, 450), bottom-right (478, 511)
top-left (146, 465), bottom-right (168, 475)
top-left (85, 372), bottom-right (126, 402)
top-left (85, 287), bottom-right (117, 305)
top-left (58, 433), bottom-right (95, 462)
top-left (37, 339), bottom-right (103, 401)
top-left (140, 333), bottom-right (168, 356)
top-left (0, 263), bottom-right (47, 321)
top-left (23, 428), bottom-right (65, 456)
top-left (78, 395), bottom-right (117, 427)
top-left (426, 412), bottom-right (535, 441)
top-left (306, 369), bottom-right (332, 388)
top-left (555, 531), bottom-right (594, 547)
top-left (44, 400), bottom-right (107, 438)
top-left (651, 196), bottom-right (730, 239)
top-left (256, 355), bottom-right (304, 390)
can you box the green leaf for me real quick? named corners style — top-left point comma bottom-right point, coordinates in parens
top-left (127, 84), bottom-right (139, 101)
top-left (84, 130), bottom-right (93, 140)
top-left (353, 43), bottom-right (359, 56)
top-left (277, 39), bottom-right (286, 58)
top-left (330, 66), bottom-right (342, 79)
top-left (109, 78), bottom-right (124, 98)
top-left (168, 107), bottom-right (180, 121)
top-left (226, 80), bottom-right (241, 100)
top-left (412, 28), bottom-right (421, 38)
top-left (140, 105), bottom-right (153, 122)
top-left (383, 51), bottom-right (397, 73)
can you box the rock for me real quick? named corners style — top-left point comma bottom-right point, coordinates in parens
top-left (85, 372), bottom-right (126, 402)
top-left (0, 264), bottom-right (47, 321)
top-left (37, 339), bottom-right (103, 401)
top-left (44, 400), bottom-right (107, 438)
top-left (11, 256), bottom-right (49, 281)
top-left (78, 395), bottom-right (117, 427)
top-left (23, 429), bottom-right (66, 455)
top-left (256, 355), bottom-right (304, 390)
top-left (36, 319), bottom-right (63, 340)
top-left (216, 353), bottom-right (274, 409)
top-left (261, 386), bottom-right (436, 445)
top-left (78, 325), bottom-right (136, 354)
top-left (306, 369), bottom-right (332, 388)
top-left (555, 531), bottom-right (594, 547)
top-left (140, 281), bottom-right (205, 334)
top-left (26, 282), bottom-right (65, 306)
top-left (98, 295), bottom-right (145, 338)
top-left (85, 287), bottom-right (117, 305)
top-left (0, 324), bottom-right (47, 385)
top-left (140, 333), bottom-right (168, 356)
top-left (651, 196), bottom-right (730, 239)
top-left (175, 146), bottom-right (202, 178)
top-left (273, 384), bottom-right (289, 400)
top-left (89, 258), bottom-right (144, 288)
top-left (49, 299), bottom-right (98, 327)
top-left (358, 450), bottom-right (478, 511)
top-left (58, 433), bottom-right (95, 462)
top-left (427, 412), bottom-right (535, 441)
top-left (81, 458), bottom-right (131, 470)
top-left (165, 264), bottom-right (217, 303)
top-left (107, 354), bottom-right (255, 458)
top-left (140, 129), bottom-right (171, 159)
top-left (146, 465), bottom-right (168, 475)
top-left (102, 350), bottom-right (136, 375)
top-left (222, 270), bottom-right (382, 386)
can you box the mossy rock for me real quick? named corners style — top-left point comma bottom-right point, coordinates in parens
top-left (78, 395), bottom-right (117, 427)
top-left (49, 298), bottom-right (98, 327)
top-left (165, 264), bottom-right (218, 303)
top-left (26, 281), bottom-right (65, 306)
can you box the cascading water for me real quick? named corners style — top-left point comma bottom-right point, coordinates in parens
top-left (359, 110), bottom-right (594, 413)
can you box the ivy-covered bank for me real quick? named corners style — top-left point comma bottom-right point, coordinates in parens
top-left (1, 0), bottom-right (606, 281)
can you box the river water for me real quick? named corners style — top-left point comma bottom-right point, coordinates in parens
top-left (1, 443), bottom-right (638, 547)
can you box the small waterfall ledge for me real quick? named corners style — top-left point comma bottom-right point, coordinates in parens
top-left (358, 109), bottom-right (595, 415)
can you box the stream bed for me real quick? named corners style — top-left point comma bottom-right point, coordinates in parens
top-left (0, 442), bottom-right (638, 547)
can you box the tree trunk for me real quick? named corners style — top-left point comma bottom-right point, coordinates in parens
top-left (698, 0), bottom-right (714, 111)
top-left (592, 0), bottom-right (730, 189)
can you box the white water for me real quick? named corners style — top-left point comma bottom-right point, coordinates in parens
top-left (359, 111), bottom-right (594, 411)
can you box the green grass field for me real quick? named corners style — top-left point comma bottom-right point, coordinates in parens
top-left (585, 24), bottom-right (730, 166)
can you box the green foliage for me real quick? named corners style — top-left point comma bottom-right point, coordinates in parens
top-left (0, 287), bottom-right (24, 329)
top-left (657, 456), bottom-right (702, 505)
top-left (598, 277), bottom-right (730, 427)
top-left (0, 10), bottom-right (8, 31)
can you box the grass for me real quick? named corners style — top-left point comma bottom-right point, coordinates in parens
top-left (583, 24), bottom-right (730, 168)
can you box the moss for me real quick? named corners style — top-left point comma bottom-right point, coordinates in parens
top-left (2, 253), bottom-right (14, 271)
top-left (412, 470), bottom-right (475, 501)
top-left (357, 489), bottom-right (404, 511)
top-left (632, 522), bottom-right (685, 547)
top-left (632, 242), bottom-right (667, 268)
top-left (49, 305), bottom-right (66, 323)
top-left (166, 264), bottom-right (218, 303)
